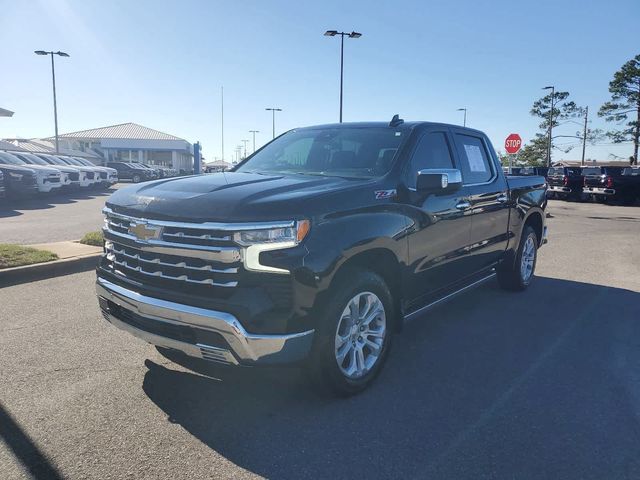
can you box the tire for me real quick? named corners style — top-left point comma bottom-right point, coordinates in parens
top-left (133, 175), bottom-right (141, 183)
top-left (307, 268), bottom-right (394, 396)
top-left (497, 225), bottom-right (538, 292)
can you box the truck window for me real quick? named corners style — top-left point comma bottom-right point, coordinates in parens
top-left (454, 134), bottom-right (493, 184)
top-left (407, 132), bottom-right (454, 188)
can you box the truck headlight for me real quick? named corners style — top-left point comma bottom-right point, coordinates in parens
top-left (8, 172), bottom-right (23, 180)
top-left (236, 220), bottom-right (310, 274)
top-left (234, 220), bottom-right (310, 246)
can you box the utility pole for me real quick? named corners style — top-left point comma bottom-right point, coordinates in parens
top-left (581, 106), bottom-right (588, 166)
top-left (221, 86), bottom-right (224, 162)
top-left (249, 130), bottom-right (259, 153)
top-left (241, 139), bottom-right (249, 158)
top-left (543, 85), bottom-right (555, 167)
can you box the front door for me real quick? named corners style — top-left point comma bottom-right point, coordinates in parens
top-left (402, 128), bottom-right (474, 308)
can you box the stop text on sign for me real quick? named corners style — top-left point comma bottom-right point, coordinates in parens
top-left (504, 133), bottom-right (522, 154)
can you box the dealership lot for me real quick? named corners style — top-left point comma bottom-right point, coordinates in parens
top-left (0, 185), bottom-right (122, 244)
top-left (1, 201), bottom-right (640, 479)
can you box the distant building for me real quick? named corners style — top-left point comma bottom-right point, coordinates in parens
top-left (3, 122), bottom-right (194, 172)
top-left (552, 160), bottom-right (634, 167)
top-left (204, 160), bottom-right (233, 172)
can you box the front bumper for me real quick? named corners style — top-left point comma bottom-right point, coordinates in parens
top-left (96, 277), bottom-right (314, 366)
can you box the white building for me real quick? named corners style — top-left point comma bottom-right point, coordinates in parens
top-left (54, 122), bottom-right (194, 172)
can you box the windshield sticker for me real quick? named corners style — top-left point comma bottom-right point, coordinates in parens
top-left (464, 144), bottom-right (486, 172)
top-left (375, 189), bottom-right (396, 200)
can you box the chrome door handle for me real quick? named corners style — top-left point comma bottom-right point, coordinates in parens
top-left (455, 201), bottom-right (471, 210)
top-left (497, 193), bottom-right (508, 203)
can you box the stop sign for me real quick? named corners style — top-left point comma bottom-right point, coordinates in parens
top-left (505, 133), bottom-right (522, 154)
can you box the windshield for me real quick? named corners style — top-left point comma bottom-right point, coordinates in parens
top-left (236, 127), bottom-right (406, 178)
top-left (582, 167), bottom-right (601, 175)
top-left (63, 158), bottom-right (83, 166)
top-left (17, 153), bottom-right (49, 165)
top-left (0, 152), bottom-right (27, 165)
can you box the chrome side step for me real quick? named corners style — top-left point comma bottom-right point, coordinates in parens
top-left (403, 272), bottom-right (496, 322)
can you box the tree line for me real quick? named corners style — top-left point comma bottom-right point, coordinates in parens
top-left (502, 54), bottom-right (640, 167)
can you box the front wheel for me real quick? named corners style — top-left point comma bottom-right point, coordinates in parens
top-left (308, 269), bottom-right (393, 396)
top-left (132, 174), bottom-right (141, 183)
top-left (497, 225), bottom-right (538, 291)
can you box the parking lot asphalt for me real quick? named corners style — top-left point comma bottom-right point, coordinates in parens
top-left (0, 185), bottom-right (123, 245)
top-left (1, 200), bottom-right (640, 479)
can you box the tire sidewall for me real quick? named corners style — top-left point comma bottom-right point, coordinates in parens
top-left (311, 269), bottom-right (394, 396)
top-left (133, 175), bottom-right (141, 183)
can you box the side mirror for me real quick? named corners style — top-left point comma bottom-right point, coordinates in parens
top-left (416, 168), bottom-right (462, 193)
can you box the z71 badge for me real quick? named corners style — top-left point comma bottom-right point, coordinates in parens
top-left (374, 189), bottom-right (397, 200)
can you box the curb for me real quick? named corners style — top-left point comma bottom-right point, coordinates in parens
top-left (0, 253), bottom-right (101, 288)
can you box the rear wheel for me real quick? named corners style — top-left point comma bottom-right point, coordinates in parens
top-left (133, 174), bottom-right (141, 183)
top-left (497, 225), bottom-right (538, 292)
top-left (308, 269), bottom-right (393, 396)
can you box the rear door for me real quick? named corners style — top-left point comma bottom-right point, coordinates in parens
top-left (403, 126), bottom-right (474, 304)
top-left (451, 130), bottom-right (510, 273)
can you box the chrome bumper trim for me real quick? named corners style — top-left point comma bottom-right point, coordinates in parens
top-left (96, 277), bottom-right (314, 365)
top-left (586, 187), bottom-right (615, 195)
top-left (548, 186), bottom-right (571, 193)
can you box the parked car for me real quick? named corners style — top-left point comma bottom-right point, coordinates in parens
top-left (514, 166), bottom-right (550, 178)
top-left (36, 154), bottom-right (96, 188)
top-left (546, 166), bottom-right (584, 200)
top-left (0, 163), bottom-right (38, 198)
top-left (583, 166), bottom-right (639, 205)
top-left (96, 118), bottom-right (548, 395)
top-left (56, 156), bottom-right (111, 188)
top-left (139, 163), bottom-right (163, 178)
top-left (0, 151), bottom-right (63, 193)
top-left (71, 158), bottom-right (118, 186)
top-left (107, 162), bottom-right (155, 183)
top-left (0, 169), bottom-right (5, 200)
top-left (13, 152), bottom-right (78, 188)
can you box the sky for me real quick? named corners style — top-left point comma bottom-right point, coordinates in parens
top-left (1, 0), bottom-right (638, 163)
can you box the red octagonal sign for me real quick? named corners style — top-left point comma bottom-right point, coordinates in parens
top-left (505, 133), bottom-right (522, 154)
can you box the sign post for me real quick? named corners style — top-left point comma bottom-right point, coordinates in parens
top-left (504, 133), bottom-right (522, 172)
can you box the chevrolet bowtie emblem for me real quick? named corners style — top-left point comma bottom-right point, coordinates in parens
top-left (128, 222), bottom-right (162, 241)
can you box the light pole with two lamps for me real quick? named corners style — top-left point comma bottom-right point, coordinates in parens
top-left (324, 30), bottom-right (362, 123)
top-left (34, 50), bottom-right (70, 154)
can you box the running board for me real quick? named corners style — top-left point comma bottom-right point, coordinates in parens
top-left (403, 272), bottom-right (496, 322)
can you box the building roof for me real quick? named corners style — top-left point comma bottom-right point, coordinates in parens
top-left (53, 122), bottom-right (185, 141)
top-left (2, 138), bottom-right (100, 159)
top-left (0, 139), bottom-right (26, 151)
top-left (553, 160), bottom-right (634, 167)
top-left (0, 107), bottom-right (14, 117)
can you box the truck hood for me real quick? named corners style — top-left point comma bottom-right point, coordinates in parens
top-left (106, 171), bottom-right (374, 222)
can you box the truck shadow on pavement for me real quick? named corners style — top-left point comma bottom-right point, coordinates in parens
top-left (0, 188), bottom-right (116, 213)
top-left (141, 276), bottom-right (640, 479)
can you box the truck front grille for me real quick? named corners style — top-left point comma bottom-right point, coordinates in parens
top-left (105, 240), bottom-right (239, 288)
top-left (102, 208), bottom-right (243, 295)
top-left (68, 172), bottom-right (79, 181)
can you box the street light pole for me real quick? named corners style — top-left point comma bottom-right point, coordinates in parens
top-left (324, 30), bottom-right (362, 123)
top-left (35, 50), bottom-right (70, 154)
top-left (457, 108), bottom-right (467, 127)
top-left (241, 139), bottom-right (249, 158)
top-left (249, 130), bottom-right (259, 152)
top-left (543, 85), bottom-right (555, 167)
top-left (265, 108), bottom-right (282, 139)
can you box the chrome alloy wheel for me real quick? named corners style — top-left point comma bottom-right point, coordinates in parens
top-left (520, 235), bottom-right (536, 283)
top-left (334, 292), bottom-right (387, 379)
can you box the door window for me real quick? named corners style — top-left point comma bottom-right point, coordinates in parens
top-left (407, 132), bottom-right (454, 188)
top-left (454, 134), bottom-right (493, 184)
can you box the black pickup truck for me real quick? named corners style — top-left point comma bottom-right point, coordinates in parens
top-left (96, 118), bottom-right (547, 395)
top-left (546, 166), bottom-right (584, 200)
top-left (583, 166), bottom-right (640, 205)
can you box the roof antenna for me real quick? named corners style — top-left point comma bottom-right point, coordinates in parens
top-left (389, 114), bottom-right (404, 127)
